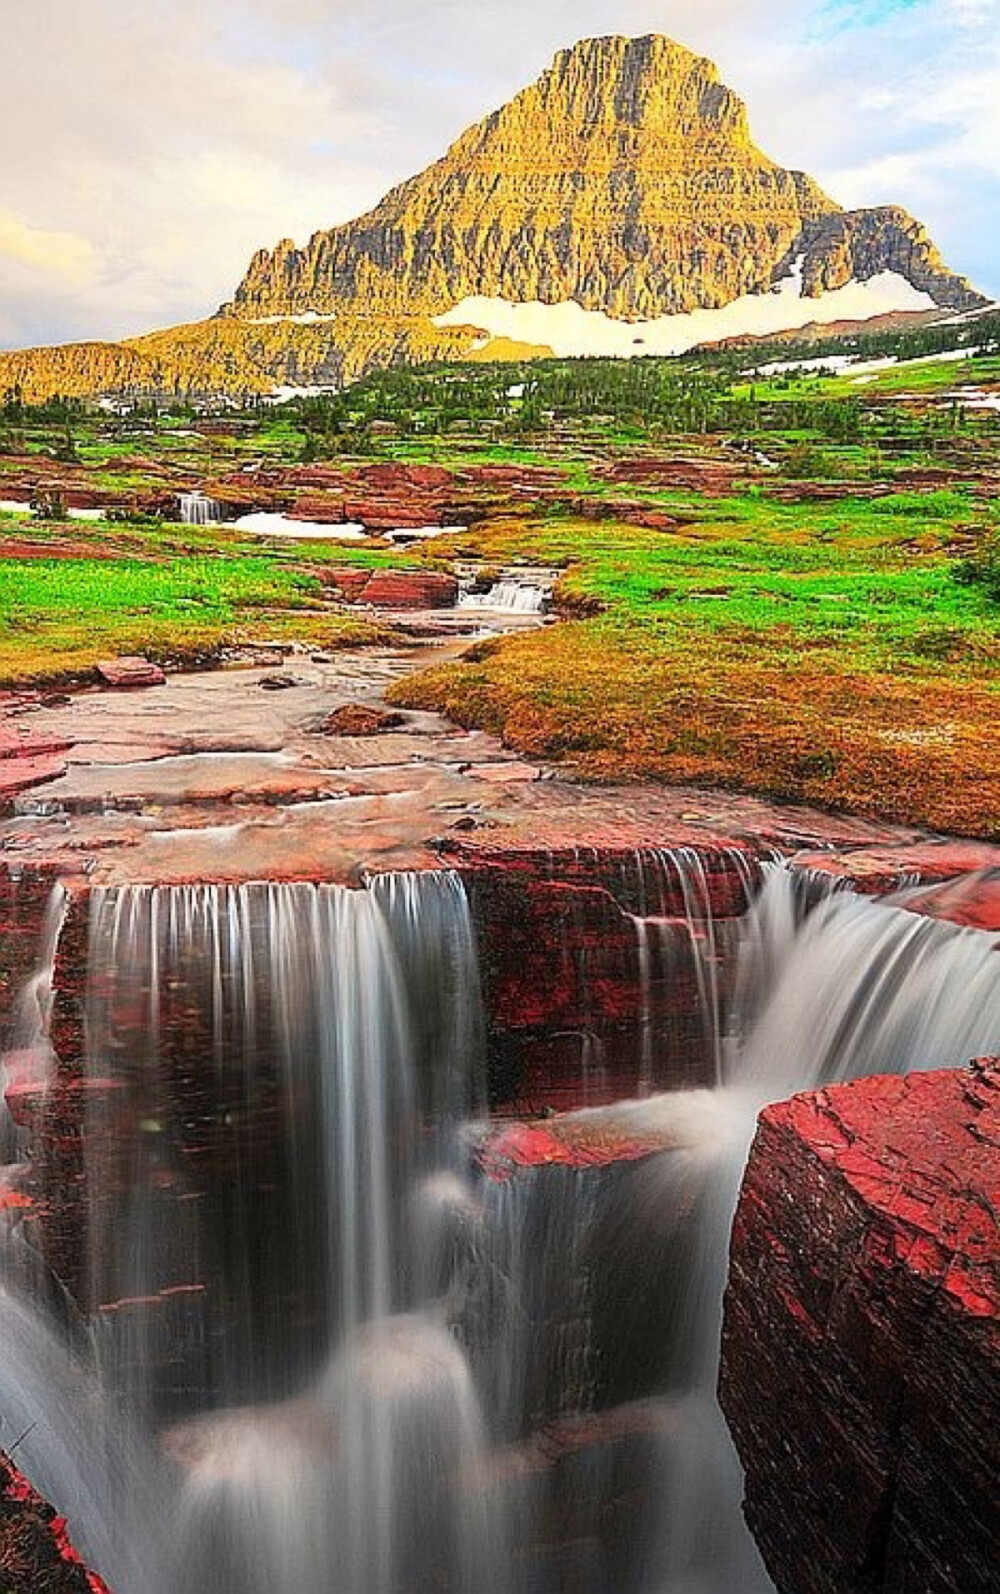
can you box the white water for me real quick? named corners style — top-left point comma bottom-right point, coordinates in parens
top-left (179, 491), bottom-right (221, 526)
top-left (0, 882), bottom-right (69, 1161)
top-left (460, 579), bottom-right (548, 614)
top-left (1, 859), bottom-right (999, 1590)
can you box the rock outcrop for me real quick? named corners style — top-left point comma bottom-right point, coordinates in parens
top-left (0, 1451), bottom-right (109, 1593)
top-left (321, 568), bottom-right (460, 609)
top-left (720, 1059), bottom-right (1000, 1594)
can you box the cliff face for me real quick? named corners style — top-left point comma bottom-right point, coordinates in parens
top-left (720, 1059), bottom-right (1000, 1594)
top-left (226, 34), bottom-right (983, 327)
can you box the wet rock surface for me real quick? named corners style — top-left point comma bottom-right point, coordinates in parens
top-left (720, 1059), bottom-right (1000, 1594)
top-left (0, 1451), bottom-right (108, 1594)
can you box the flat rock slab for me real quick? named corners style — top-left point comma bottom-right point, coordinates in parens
top-left (793, 840), bottom-right (1000, 894)
top-left (2, 634), bottom-right (996, 893)
top-left (0, 754), bottom-right (68, 803)
top-left (466, 760), bottom-right (543, 784)
top-left (35, 752), bottom-right (346, 813)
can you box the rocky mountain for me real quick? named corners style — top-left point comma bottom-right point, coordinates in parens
top-left (0, 33), bottom-right (987, 401)
top-left (228, 35), bottom-right (980, 330)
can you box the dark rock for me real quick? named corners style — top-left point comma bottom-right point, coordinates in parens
top-left (257, 673), bottom-right (308, 691)
top-left (320, 704), bottom-right (406, 737)
top-left (720, 1059), bottom-right (1000, 1594)
top-left (0, 1449), bottom-right (109, 1592)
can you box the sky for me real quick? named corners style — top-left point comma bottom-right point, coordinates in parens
top-left (1, 0), bottom-right (997, 349)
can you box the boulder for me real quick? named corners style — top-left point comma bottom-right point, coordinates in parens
top-left (320, 704), bottom-right (406, 737)
top-left (720, 1059), bottom-right (1000, 1594)
top-left (324, 569), bottom-right (459, 610)
top-left (95, 657), bottom-right (166, 689)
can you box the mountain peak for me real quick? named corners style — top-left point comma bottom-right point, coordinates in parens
top-left (222, 30), bottom-right (982, 350)
top-left (462, 32), bottom-right (747, 151)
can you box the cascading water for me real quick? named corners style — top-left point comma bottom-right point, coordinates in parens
top-left (1, 871), bottom-right (502, 1593)
top-left (456, 860), bottom-right (1000, 1591)
top-left (460, 579), bottom-right (547, 614)
top-left (0, 880), bottom-right (69, 1161)
top-left (1, 857), bottom-right (999, 1591)
top-left (178, 491), bottom-right (221, 525)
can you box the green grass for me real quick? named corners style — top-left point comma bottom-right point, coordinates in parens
top-left (393, 507), bottom-right (1000, 837)
top-left (0, 553), bottom-right (380, 685)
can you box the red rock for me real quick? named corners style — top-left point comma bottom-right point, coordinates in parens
top-left (720, 1059), bottom-right (1000, 1594)
top-left (319, 568), bottom-right (371, 601)
top-left (477, 1116), bottom-right (680, 1181)
top-left (326, 569), bottom-right (459, 609)
top-left (96, 657), bottom-right (166, 689)
top-left (792, 840), bottom-right (1000, 898)
top-left (0, 1450), bottom-right (109, 1593)
top-left (320, 704), bottom-right (406, 737)
top-left (466, 761), bottom-right (542, 784)
top-left (288, 492), bottom-right (349, 523)
top-left (896, 870), bottom-right (1000, 934)
top-left (0, 753), bottom-right (68, 801)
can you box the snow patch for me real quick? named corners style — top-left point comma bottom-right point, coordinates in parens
top-left (949, 389), bottom-right (1000, 412)
top-left (434, 271), bottom-right (937, 360)
top-left (233, 512), bottom-right (368, 541)
top-left (266, 384), bottom-right (340, 404)
top-left (250, 312), bottom-right (338, 327)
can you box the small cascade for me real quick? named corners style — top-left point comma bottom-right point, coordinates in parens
top-left (0, 1284), bottom-right (175, 1593)
top-left (460, 578), bottom-right (548, 613)
top-left (626, 846), bottom-right (759, 1088)
top-left (178, 491), bottom-right (221, 525)
top-left (732, 864), bottom-right (1000, 1099)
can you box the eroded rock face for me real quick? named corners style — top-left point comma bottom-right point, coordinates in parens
top-left (0, 37), bottom-right (985, 404)
top-left (0, 1451), bottom-right (109, 1594)
top-left (720, 1059), bottom-right (1000, 1594)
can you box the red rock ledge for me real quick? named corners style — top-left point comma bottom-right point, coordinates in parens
top-left (0, 1451), bottom-right (109, 1593)
top-left (720, 1058), bottom-right (1000, 1594)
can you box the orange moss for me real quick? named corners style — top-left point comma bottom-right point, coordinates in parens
top-left (391, 621), bottom-right (1000, 838)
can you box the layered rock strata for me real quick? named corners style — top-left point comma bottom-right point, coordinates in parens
top-left (720, 1059), bottom-right (1000, 1594)
top-left (228, 36), bottom-right (981, 327)
top-left (0, 35), bottom-right (985, 400)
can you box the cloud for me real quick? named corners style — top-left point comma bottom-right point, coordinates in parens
top-left (1, 0), bottom-right (996, 349)
top-left (0, 210), bottom-right (97, 285)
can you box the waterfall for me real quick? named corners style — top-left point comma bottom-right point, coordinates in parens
top-left (1, 858), bottom-right (998, 1591)
top-left (732, 863), bottom-right (1000, 1099)
top-left (2, 871), bottom-right (501, 1593)
top-left (178, 491), bottom-right (221, 525)
top-left (627, 846), bottom-right (759, 1089)
top-left (0, 1285), bottom-right (175, 1593)
top-left (0, 882), bottom-right (69, 1160)
top-left (459, 861), bottom-right (1000, 1592)
top-left (460, 579), bottom-right (547, 613)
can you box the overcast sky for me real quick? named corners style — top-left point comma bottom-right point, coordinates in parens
top-left (2, 0), bottom-right (997, 349)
